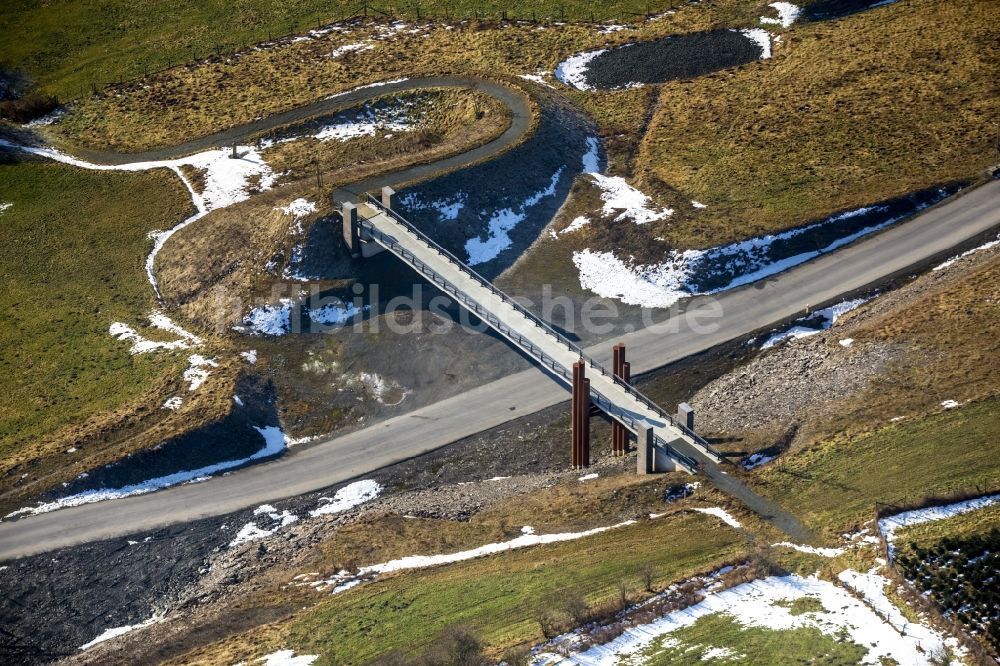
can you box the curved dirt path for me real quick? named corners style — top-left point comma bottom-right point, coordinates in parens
top-left (63, 76), bottom-right (533, 167)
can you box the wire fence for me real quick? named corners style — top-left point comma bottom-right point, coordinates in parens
top-left (870, 498), bottom-right (998, 663)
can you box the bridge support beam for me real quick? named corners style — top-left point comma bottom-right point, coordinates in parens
top-left (341, 201), bottom-right (360, 258)
top-left (572, 361), bottom-right (590, 469)
top-left (381, 186), bottom-right (396, 210)
top-left (611, 343), bottom-right (631, 456)
top-left (677, 402), bottom-right (695, 431)
top-left (637, 424), bottom-right (653, 475)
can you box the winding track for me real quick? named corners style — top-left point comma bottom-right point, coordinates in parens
top-left (2, 77), bottom-right (999, 560)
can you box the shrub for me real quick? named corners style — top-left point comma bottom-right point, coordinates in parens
top-left (0, 93), bottom-right (60, 123)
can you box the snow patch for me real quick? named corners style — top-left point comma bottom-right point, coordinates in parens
top-left (0, 139), bottom-right (275, 296)
top-left (307, 302), bottom-right (365, 326)
top-left (310, 479), bottom-right (383, 517)
top-left (79, 615), bottom-right (160, 650)
top-left (571, 200), bottom-right (911, 309)
top-left (241, 299), bottom-right (294, 336)
top-left (588, 173), bottom-right (673, 225)
top-left (183, 354), bottom-right (218, 391)
top-left (933, 235), bottom-right (1000, 270)
top-left (365, 521), bottom-right (634, 575)
top-left (550, 573), bottom-right (958, 665)
top-left (760, 297), bottom-right (867, 349)
top-left (741, 452), bottom-right (775, 471)
top-left (518, 72), bottom-right (555, 88)
top-left (940, 399), bottom-right (960, 409)
top-left (838, 567), bottom-right (962, 658)
top-left (691, 507), bottom-right (742, 529)
top-left (760, 2), bottom-right (802, 27)
top-left (329, 42), bottom-right (374, 58)
top-left (557, 216), bottom-right (591, 236)
top-left (878, 493), bottom-right (1000, 558)
top-left (229, 503), bottom-right (299, 547)
top-left (279, 198), bottom-right (317, 219)
top-left (581, 136), bottom-right (601, 173)
top-left (578, 473), bottom-right (599, 482)
top-left (4, 425), bottom-right (288, 519)
top-left (772, 541), bottom-right (845, 557)
top-left (554, 49), bottom-right (606, 91)
top-left (241, 349), bottom-right (258, 364)
top-left (738, 28), bottom-right (772, 59)
top-left (256, 649), bottom-right (319, 666)
top-left (465, 168), bottom-right (564, 265)
top-left (839, 338), bottom-right (855, 347)
top-left (162, 396), bottom-right (183, 410)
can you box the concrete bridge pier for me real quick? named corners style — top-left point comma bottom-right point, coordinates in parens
top-left (341, 201), bottom-right (360, 258)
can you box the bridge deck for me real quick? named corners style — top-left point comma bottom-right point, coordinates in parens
top-left (357, 198), bottom-right (721, 473)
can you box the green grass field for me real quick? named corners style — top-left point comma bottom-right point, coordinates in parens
top-left (639, 613), bottom-right (868, 665)
top-left (0, 0), bottom-right (687, 101)
top-left (0, 157), bottom-right (191, 477)
top-left (165, 510), bottom-right (745, 665)
top-left (754, 398), bottom-right (1000, 537)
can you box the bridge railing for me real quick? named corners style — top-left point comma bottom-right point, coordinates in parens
top-left (362, 195), bottom-right (713, 468)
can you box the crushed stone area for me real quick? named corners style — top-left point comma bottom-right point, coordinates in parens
top-left (691, 234), bottom-right (1000, 438)
top-left (579, 30), bottom-right (764, 90)
top-left (691, 335), bottom-right (900, 433)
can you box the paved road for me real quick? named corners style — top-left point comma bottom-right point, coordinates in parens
top-left (2, 177), bottom-right (995, 560)
top-left (364, 198), bottom-right (813, 541)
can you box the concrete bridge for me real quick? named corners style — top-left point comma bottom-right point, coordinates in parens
top-left (341, 188), bottom-right (726, 474)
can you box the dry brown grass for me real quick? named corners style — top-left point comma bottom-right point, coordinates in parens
top-left (637, 0), bottom-right (1000, 249)
top-left (258, 88), bottom-right (510, 181)
top-left (808, 250), bottom-right (1000, 443)
top-left (156, 88), bottom-right (510, 331)
top-left (0, 357), bottom-right (241, 515)
top-left (46, 1), bottom-right (759, 152)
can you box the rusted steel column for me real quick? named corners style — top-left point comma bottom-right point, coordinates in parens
top-left (572, 361), bottom-right (581, 468)
top-left (581, 376), bottom-right (591, 468)
top-left (618, 360), bottom-right (632, 456)
top-left (572, 361), bottom-right (590, 469)
top-left (612, 343), bottom-right (628, 456)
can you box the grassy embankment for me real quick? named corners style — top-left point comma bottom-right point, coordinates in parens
top-left (0, 0), bottom-right (700, 101)
top-left (513, 0), bottom-right (999, 294)
top-left (156, 87), bottom-right (511, 328)
top-left (741, 251), bottom-right (1000, 537)
top-left (0, 157), bottom-right (238, 507)
top-left (893, 502), bottom-right (1000, 654)
top-left (631, 0), bottom-right (1000, 250)
top-left (31, 0), bottom-right (760, 151)
top-left (166, 504), bottom-right (748, 665)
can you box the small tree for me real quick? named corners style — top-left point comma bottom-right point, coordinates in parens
top-left (419, 625), bottom-right (490, 666)
top-left (640, 562), bottom-right (657, 593)
top-left (563, 589), bottom-right (589, 625)
top-left (536, 607), bottom-right (563, 639)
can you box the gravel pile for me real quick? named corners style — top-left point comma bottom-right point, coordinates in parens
top-left (690, 335), bottom-right (900, 433)
top-left (584, 31), bottom-right (763, 89)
